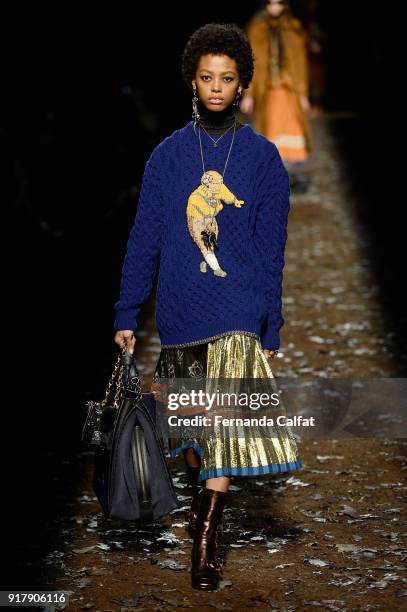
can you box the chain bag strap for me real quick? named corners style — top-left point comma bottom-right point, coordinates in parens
top-left (81, 346), bottom-right (130, 447)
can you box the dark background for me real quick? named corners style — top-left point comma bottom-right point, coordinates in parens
top-left (1, 1), bottom-right (403, 589)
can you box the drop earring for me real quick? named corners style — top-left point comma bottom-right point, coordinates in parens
top-left (192, 87), bottom-right (200, 130)
top-left (233, 89), bottom-right (242, 107)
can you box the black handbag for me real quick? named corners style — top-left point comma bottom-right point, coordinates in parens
top-left (81, 347), bottom-right (178, 522)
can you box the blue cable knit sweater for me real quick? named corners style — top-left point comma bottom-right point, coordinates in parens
top-left (113, 119), bottom-right (290, 350)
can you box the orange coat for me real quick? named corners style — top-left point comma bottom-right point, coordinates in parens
top-left (245, 11), bottom-right (312, 149)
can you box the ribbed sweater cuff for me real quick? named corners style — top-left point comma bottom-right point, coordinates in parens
top-left (113, 311), bottom-right (138, 332)
top-left (260, 327), bottom-right (280, 351)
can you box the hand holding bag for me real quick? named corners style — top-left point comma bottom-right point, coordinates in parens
top-left (81, 347), bottom-right (179, 522)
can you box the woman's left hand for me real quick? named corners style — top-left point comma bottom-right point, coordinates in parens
top-left (264, 349), bottom-right (278, 359)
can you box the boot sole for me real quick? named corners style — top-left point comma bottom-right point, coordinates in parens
top-left (191, 579), bottom-right (219, 591)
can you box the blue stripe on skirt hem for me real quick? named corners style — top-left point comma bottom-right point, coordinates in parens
top-left (197, 460), bottom-right (304, 481)
top-left (165, 442), bottom-right (304, 481)
top-left (166, 441), bottom-right (205, 459)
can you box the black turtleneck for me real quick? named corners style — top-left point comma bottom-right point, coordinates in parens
top-left (195, 98), bottom-right (244, 135)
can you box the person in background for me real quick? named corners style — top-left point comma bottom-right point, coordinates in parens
top-left (241, 0), bottom-right (312, 189)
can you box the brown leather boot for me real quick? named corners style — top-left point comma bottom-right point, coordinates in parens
top-left (191, 487), bottom-right (227, 591)
top-left (186, 484), bottom-right (203, 537)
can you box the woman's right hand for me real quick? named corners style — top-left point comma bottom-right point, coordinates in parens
top-left (114, 330), bottom-right (136, 354)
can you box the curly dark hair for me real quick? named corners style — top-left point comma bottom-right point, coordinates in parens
top-left (181, 23), bottom-right (255, 91)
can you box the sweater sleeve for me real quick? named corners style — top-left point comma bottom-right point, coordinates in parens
top-left (253, 143), bottom-right (290, 350)
top-left (113, 146), bottom-right (165, 331)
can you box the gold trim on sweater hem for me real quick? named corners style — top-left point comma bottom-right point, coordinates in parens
top-left (160, 330), bottom-right (260, 349)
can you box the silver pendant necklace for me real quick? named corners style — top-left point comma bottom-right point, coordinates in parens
top-left (197, 118), bottom-right (237, 225)
top-left (199, 122), bottom-right (235, 147)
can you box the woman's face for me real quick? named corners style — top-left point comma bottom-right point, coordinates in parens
top-left (266, 0), bottom-right (285, 17)
top-left (192, 54), bottom-right (242, 112)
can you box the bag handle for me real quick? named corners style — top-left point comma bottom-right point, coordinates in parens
top-left (122, 349), bottom-right (143, 401)
top-left (101, 345), bottom-right (127, 409)
top-left (101, 346), bottom-right (143, 409)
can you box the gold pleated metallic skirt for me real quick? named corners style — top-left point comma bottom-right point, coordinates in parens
top-left (151, 333), bottom-right (303, 482)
